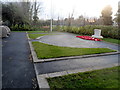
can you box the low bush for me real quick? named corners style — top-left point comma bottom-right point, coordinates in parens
top-left (10, 24), bottom-right (50, 31)
top-left (10, 24), bottom-right (32, 31)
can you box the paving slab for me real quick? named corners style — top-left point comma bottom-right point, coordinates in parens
top-left (37, 75), bottom-right (49, 88)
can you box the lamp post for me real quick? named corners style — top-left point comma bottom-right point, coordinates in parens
top-left (118, 1), bottom-right (120, 28)
top-left (50, 0), bottom-right (52, 32)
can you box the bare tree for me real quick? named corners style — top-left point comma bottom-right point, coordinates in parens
top-left (20, 1), bottom-right (32, 24)
top-left (101, 5), bottom-right (113, 25)
top-left (118, 1), bottom-right (120, 28)
top-left (57, 16), bottom-right (60, 26)
top-left (68, 9), bottom-right (74, 26)
top-left (33, 0), bottom-right (42, 25)
top-left (29, 4), bottom-right (33, 24)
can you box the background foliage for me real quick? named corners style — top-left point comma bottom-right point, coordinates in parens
top-left (54, 25), bottom-right (119, 39)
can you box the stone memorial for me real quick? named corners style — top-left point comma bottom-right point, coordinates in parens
top-left (92, 29), bottom-right (103, 38)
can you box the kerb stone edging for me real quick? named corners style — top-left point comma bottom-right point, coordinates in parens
top-left (26, 32), bottom-right (49, 89)
top-left (37, 51), bottom-right (120, 63)
top-left (26, 32), bottom-right (39, 62)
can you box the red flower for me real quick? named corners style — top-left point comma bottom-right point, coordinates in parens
top-left (76, 36), bottom-right (101, 41)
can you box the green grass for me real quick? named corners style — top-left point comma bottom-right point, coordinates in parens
top-left (27, 31), bottom-right (48, 33)
top-left (28, 34), bottom-right (48, 39)
top-left (47, 66), bottom-right (120, 88)
top-left (32, 42), bottom-right (116, 59)
top-left (102, 38), bottom-right (120, 45)
top-left (28, 33), bottom-right (58, 39)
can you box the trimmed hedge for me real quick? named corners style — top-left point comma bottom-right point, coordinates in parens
top-left (10, 24), bottom-right (32, 31)
top-left (10, 24), bottom-right (50, 31)
top-left (56, 25), bottom-right (119, 39)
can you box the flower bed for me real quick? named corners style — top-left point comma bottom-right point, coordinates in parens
top-left (76, 36), bottom-right (101, 41)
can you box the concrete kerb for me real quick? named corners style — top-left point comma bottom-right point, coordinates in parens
top-left (35, 51), bottom-right (120, 63)
top-left (26, 32), bottom-right (43, 89)
top-left (36, 36), bottom-right (45, 40)
top-left (45, 63), bottom-right (118, 78)
top-left (37, 75), bottom-right (50, 88)
top-left (26, 32), bottom-right (38, 62)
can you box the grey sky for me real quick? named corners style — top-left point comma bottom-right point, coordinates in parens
top-left (1, 0), bottom-right (119, 20)
top-left (40, 0), bottom-right (119, 20)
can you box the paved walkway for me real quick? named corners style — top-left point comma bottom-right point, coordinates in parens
top-left (2, 32), bottom-right (38, 88)
top-left (35, 54), bottom-right (119, 74)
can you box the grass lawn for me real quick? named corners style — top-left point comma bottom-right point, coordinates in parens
top-left (47, 66), bottom-right (119, 88)
top-left (27, 31), bottom-right (48, 33)
top-left (32, 42), bottom-right (116, 59)
top-left (28, 33), bottom-right (58, 39)
top-left (102, 38), bottom-right (120, 45)
top-left (28, 34), bottom-right (48, 39)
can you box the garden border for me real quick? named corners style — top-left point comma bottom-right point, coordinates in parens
top-left (36, 51), bottom-right (119, 63)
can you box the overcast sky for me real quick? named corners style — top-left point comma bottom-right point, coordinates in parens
top-left (39, 0), bottom-right (119, 20)
top-left (1, 0), bottom-right (119, 20)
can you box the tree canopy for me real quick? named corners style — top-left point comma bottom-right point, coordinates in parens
top-left (101, 5), bottom-right (113, 25)
top-left (118, 1), bottom-right (120, 28)
top-left (1, 1), bottom-right (41, 27)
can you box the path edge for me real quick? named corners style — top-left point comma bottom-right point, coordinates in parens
top-left (26, 32), bottom-right (50, 89)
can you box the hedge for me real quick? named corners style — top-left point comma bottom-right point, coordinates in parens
top-left (55, 25), bottom-right (119, 39)
top-left (10, 24), bottom-right (50, 31)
